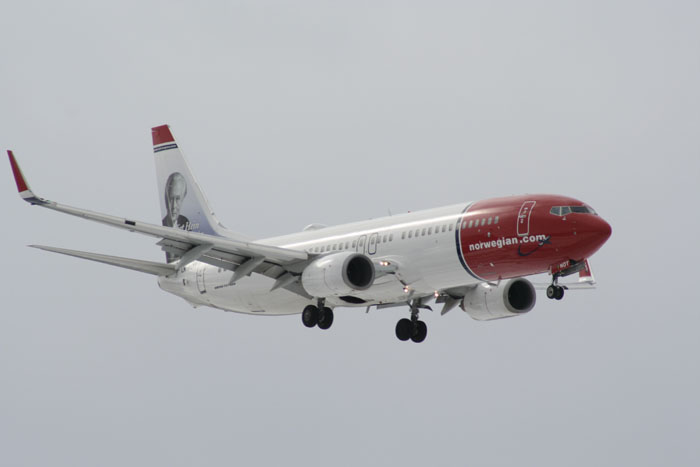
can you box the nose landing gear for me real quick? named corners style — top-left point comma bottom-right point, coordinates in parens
top-left (547, 259), bottom-right (591, 301)
top-left (546, 284), bottom-right (565, 300)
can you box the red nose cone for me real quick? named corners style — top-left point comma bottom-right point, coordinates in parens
top-left (580, 216), bottom-right (612, 257)
top-left (599, 218), bottom-right (612, 242)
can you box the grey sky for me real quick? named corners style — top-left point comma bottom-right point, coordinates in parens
top-left (2, 1), bottom-right (699, 466)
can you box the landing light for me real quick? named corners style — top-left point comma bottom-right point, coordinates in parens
top-left (403, 286), bottom-right (410, 293)
top-left (434, 291), bottom-right (440, 298)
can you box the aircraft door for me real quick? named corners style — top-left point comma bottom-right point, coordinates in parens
top-left (196, 264), bottom-right (206, 294)
top-left (368, 233), bottom-right (378, 255)
top-left (356, 235), bottom-right (367, 254)
top-left (517, 201), bottom-right (536, 237)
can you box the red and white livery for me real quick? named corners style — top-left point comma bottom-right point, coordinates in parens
top-left (7, 125), bottom-right (612, 342)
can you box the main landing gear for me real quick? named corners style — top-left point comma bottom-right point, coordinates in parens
top-left (302, 300), bottom-right (334, 330)
top-left (395, 301), bottom-right (428, 343)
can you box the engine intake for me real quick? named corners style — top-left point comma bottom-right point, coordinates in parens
top-left (301, 252), bottom-right (375, 297)
top-left (461, 278), bottom-right (536, 321)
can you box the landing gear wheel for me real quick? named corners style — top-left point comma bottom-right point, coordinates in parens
top-left (302, 305), bottom-right (319, 328)
top-left (547, 285), bottom-right (565, 300)
top-left (411, 320), bottom-right (428, 343)
top-left (318, 307), bottom-right (334, 330)
top-left (555, 286), bottom-right (565, 300)
top-left (395, 318), bottom-right (412, 341)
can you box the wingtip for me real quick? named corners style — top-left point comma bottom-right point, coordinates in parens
top-left (7, 149), bottom-right (31, 194)
top-left (151, 124), bottom-right (175, 146)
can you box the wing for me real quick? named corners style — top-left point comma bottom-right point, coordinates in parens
top-left (8, 151), bottom-right (311, 291)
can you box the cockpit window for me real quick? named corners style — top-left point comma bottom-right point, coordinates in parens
top-left (550, 205), bottom-right (596, 216)
top-left (570, 206), bottom-right (590, 213)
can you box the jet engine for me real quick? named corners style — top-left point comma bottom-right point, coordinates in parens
top-left (461, 278), bottom-right (536, 321)
top-left (301, 252), bottom-right (375, 297)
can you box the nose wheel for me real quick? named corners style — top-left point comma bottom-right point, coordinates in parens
top-left (546, 284), bottom-right (565, 300)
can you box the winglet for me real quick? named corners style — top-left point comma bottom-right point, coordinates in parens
top-left (7, 150), bottom-right (46, 204)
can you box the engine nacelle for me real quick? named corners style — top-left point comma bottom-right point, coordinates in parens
top-left (301, 252), bottom-right (375, 297)
top-left (461, 278), bottom-right (536, 321)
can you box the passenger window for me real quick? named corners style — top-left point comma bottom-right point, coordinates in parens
top-left (488, 217), bottom-right (492, 225)
top-left (383, 235), bottom-right (387, 243)
top-left (401, 232), bottom-right (406, 240)
top-left (389, 234), bottom-right (394, 241)
top-left (468, 220), bottom-right (473, 228)
top-left (352, 241), bottom-right (357, 248)
top-left (442, 225), bottom-right (446, 233)
top-left (479, 218), bottom-right (485, 227)
top-left (345, 242), bottom-right (350, 249)
top-left (428, 227), bottom-right (432, 235)
top-left (408, 231), bottom-right (413, 238)
top-left (462, 221), bottom-right (467, 230)
top-left (415, 229), bottom-right (420, 237)
top-left (495, 216), bottom-right (499, 224)
top-left (448, 224), bottom-right (453, 231)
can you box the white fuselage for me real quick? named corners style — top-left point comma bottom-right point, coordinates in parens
top-left (158, 203), bottom-right (476, 315)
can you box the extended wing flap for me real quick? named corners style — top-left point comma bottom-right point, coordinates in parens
top-left (30, 245), bottom-right (176, 276)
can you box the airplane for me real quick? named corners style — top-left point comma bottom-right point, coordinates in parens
top-left (7, 125), bottom-right (612, 343)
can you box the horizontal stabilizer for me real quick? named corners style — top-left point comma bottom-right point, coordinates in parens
top-left (30, 245), bottom-right (177, 276)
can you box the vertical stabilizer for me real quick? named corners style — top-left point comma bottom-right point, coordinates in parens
top-left (152, 125), bottom-right (228, 239)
